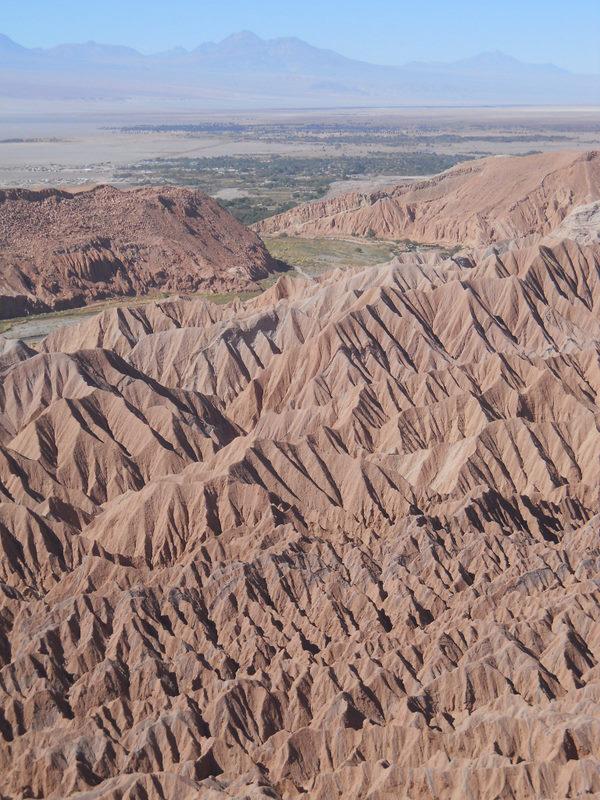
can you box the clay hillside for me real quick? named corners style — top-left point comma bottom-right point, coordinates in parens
top-left (1, 152), bottom-right (600, 799)
top-left (0, 185), bottom-right (277, 318)
top-left (255, 149), bottom-right (600, 246)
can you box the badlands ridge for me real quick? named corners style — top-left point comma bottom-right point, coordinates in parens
top-left (0, 151), bottom-right (600, 798)
top-left (0, 185), bottom-right (276, 319)
top-left (255, 150), bottom-right (600, 246)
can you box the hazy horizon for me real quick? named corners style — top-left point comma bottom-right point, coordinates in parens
top-left (2, 24), bottom-right (599, 112)
top-left (3, 0), bottom-right (600, 74)
top-left (1, 28), bottom-right (599, 77)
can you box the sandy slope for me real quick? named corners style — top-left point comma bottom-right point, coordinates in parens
top-left (1, 247), bottom-right (600, 797)
top-left (255, 150), bottom-right (600, 246)
top-left (1, 152), bottom-right (600, 798)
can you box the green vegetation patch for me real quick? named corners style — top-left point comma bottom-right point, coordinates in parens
top-left (114, 152), bottom-right (471, 224)
top-left (264, 236), bottom-right (418, 276)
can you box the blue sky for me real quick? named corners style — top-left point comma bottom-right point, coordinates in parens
top-left (3, 0), bottom-right (599, 72)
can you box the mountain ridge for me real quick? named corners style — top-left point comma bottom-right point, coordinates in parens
top-left (0, 30), bottom-right (581, 71)
top-left (254, 149), bottom-right (600, 246)
top-left (1, 30), bottom-right (597, 107)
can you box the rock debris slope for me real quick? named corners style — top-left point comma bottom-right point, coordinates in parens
top-left (1, 157), bottom-right (600, 799)
top-left (255, 150), bottom-right (600, 246)
top-left (0, 185), bottom-right (276, 319)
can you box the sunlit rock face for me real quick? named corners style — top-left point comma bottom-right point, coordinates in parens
top-left (2, 151), bottom-right (600, 799)
top-left (0, 184), bottom-right (276, 318)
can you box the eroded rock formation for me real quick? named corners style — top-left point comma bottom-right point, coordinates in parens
top-left (0, 185), bottom-right (276, 319)
top-left (1, 151), bottom-right (600, 799)
top-left (1, 229), bottom-right (600, 797)
top-left (254, 150), bottom-right (600, 247)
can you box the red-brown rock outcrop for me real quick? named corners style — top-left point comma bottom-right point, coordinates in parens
top-left (1, 233), bottom-right (600, 797)
top-left (254, 150), bottom-right (600, 246)
top-left (2, 152), bottom-right (600, 799)
top-left (0, 185), bottom-right (276, 318)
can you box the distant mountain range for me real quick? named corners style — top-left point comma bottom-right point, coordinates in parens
top-left (1, 30), bottom-right (598, 109)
